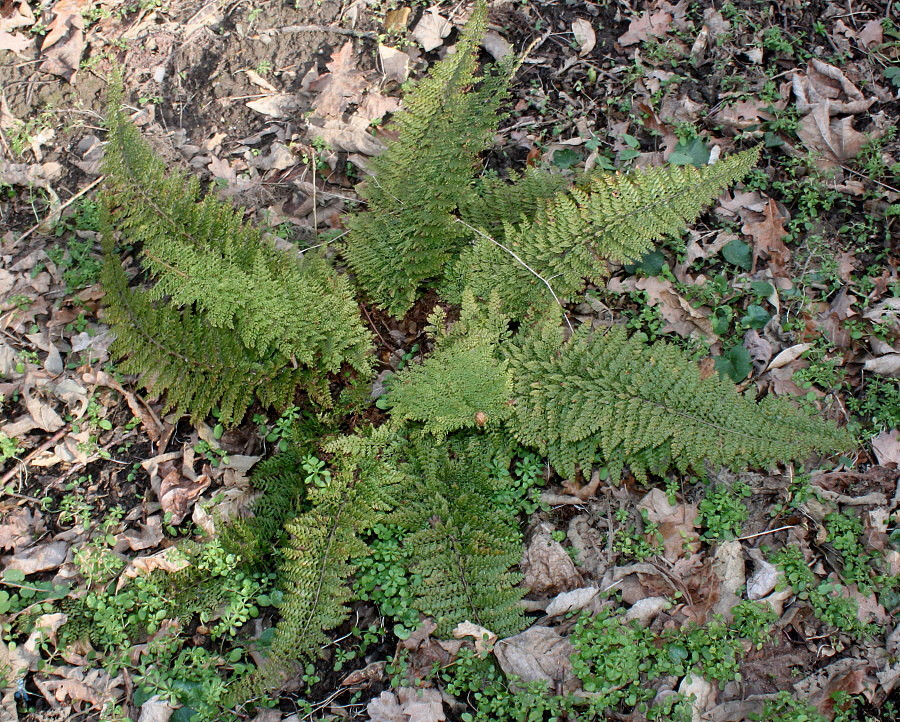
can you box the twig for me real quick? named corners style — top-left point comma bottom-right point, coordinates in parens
top-left (736, 525), bottom-right (795, 542)
top-left (16, 176), bottom-right (105, 244)
top-left (453, 217), bottom-right (575, 333)
top-left (0, 428), bottom-right (68, 487)
top-left (260, 24), bottom-right (377, 39)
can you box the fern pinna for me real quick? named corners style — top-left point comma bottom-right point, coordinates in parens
top-left (100, 80), bottom-right (372, 423)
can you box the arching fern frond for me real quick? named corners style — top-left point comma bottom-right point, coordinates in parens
top-left (343, 1), bottom-right (515, 316)
top-left (100, 220), bottom-right (312, 425)
top-left (452, 148), bottom-right (761, 320)
top-left (394, 438), bottom-right (526, 637)
top-left (103, 80), bottom-right (371, 372)
top-left (505, 323), bottom-right (852, 480)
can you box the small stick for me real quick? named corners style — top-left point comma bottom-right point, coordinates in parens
top-left (736, 525), bottom-right (795, 542)
top-left (16, 176), bottom-right (105, 244)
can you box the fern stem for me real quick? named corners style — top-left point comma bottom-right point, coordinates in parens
top-left (454, 217), bottom-right (574, 333)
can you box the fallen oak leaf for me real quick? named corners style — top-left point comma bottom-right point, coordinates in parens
top-left (619, 8), bottom-right (673, 46)
top-left (311, 42), bottom-right (369, 119)
top-left (741, 198), bottom-right (791, 275)
top-left (158, 468), bottom-right (211, 524)
top-left (413, 8), bottom-right (451, 51)
top-left (39, 0), bottom-right (89, 81)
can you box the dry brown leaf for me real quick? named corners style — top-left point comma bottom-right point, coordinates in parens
top-left (817, 288), bottom-right (857, 348)
top-left (452, 621), bottom-right (497, 656)
top-left (357, 93), bottom-right (401, 124)
top-left (34, 664), bottom-right (123, 709)
top-left (858, 19), bottom-right (884, 49)
top-left (714, 99), bottom-right (768, 129)
top-left (766, 342), bottom-right (812, 371)
top-left (623, 596), bottom-right (671, 626)
top-left (379, 44), bottom-right (410, 83)
top-left (521, 523), bottom-right (583, 595)
top-left (793, 657), bottom-right (875, 715)
top-left (572, 19), bottom-right (596, 56)
top-left (4, 540), bottom-right (68, 574)
top-left (312, 42), bottom-right (369, 119)
top-left (368, 691), bottom-right (405, 722)
top-left (864, 354), bottom-right (900, 378)
top-left (619, 8), bottom-right (673, 46)
top-left (118, 516), bottom-right (164, 552)
top-left (494, 626), bottom-right (578, 693)
top-left (395, 688), bottom-right (446, 722)
top-left (679, 674), bottom-right (716, 719)
top-left (0, 30), bottom-right (32, 56)
top-left (629, 276), bottom-right (717, 341)
top-left (741, 198), bottom-right (791, 275)
top-left (871, 429), bottom-right (900, 466)
top-left (137, 695), bottom-right (176, 722)
top-left (637, 488), bottom-right (700, 562)
top-left (159, 469), bottom-right (211, 524)
top-left (39, 0), bottom-right (88, 81)
top-left (246, 94), bottom-right (300, 118)
top-left (413, 9), bottom-right (451, 51)
top-left (0, 0), bottom-right (35, 33)
top-left (712, 540), bottom-right (745, 616)
top-left (545, 586), bottom-right (600, 618)
top-left (307, 116), bottom-right (386, 156)
top-left (798, 106), bottom-right (870, 166)
top-left (0, 508), bottom-right (44, 552)
top-left (121, 548), bottom-right (189, 579)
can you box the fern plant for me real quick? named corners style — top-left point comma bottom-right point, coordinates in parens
top-left (100, 80), bottom-right (372, 424)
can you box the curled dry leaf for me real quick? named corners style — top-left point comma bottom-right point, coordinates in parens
top-left (4, 540), bottom-right (68, 574)
top-left (571, 19), bottom-right (596, 56)
top-left (864, 353), bottom-right (900, 378)
top-left (623, 596), bottom-right (671, 626)
top-left (871, 429), bottom-right (900, 467)
top-left (494, 626), bottom-right (578, 694)
top-left (159, 468), bottom-right (211, 525)
top-left (33, 664), bottom-right (123, 709)
top-left (452, 621), bottom-right (497, 656)
top-left (307, 116), bottom-right (386, 156)
top-left (118, 516), bottom-right (164, 552)
top-left (368, 690), bottom-right (404, 722)
top-left (521, 522), bottom-right (583, 595)
top-left (121, 547), bottom-right (190, 581)
top-left (396, 686), bottom-right (446, 722)
top-left (746, 547), bottom-right (780, 600)
top-left (137, 695), bottom-right (175, 722)
top-left (545, 586), bottom-right (600, 618)
top-left (766, 342), bottom-right (811, 371)
top-left (413, 9), bottom-right (452, 51)
top-left (793, 657), bottom-right (875, 715)
top-left (678, 674), bottom-right (716, 720)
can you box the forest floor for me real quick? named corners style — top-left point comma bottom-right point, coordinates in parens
top-left (0, 0), bottom-right (899, 720)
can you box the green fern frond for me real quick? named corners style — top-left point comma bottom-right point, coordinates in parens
top-left (453, 148), bottom-right (761, 319)
top-left (221, 448), bottom-right (310, 569)
top-left (505, 323), bottom-right (852, 480)
top-left (343, 1), bottom-right (514, 316)
top-left (386, 292), bottom-right (512, 436)
top-left (394, 439), bottom-right (526, 637)
top-left (103, 80), bottom-right (371, 372)
top-left (233, 428), bottom-right (402, 700)
top-left (100, 222), bottom-right (310, 425)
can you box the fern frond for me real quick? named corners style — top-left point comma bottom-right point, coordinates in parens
top-left (453, 148), bottom-right (761, 319)
top-left (386, 292), bottom-right (512, 436)
top-left (103, 81), bottom-right (371, 372)
top-left (221, 448), bottom-right (310, 569)
top-left (394, 439), bottom-right (526, 637)
top-left (100, 221), bottom-right (310, 425)
top-left (343, 1), bottom-right (514, 316)
top-left (505, 323), bottom-right (852, 480)
top-left (233, 428), bottom-right (401, 700)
